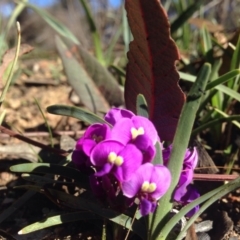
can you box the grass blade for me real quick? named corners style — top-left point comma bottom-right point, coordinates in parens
top-left (25, 3), bottom-right (79, 45)
top-left (18, 212), bottom-right (98, 234)
top-left (47, 105), bottom-right (108, 125)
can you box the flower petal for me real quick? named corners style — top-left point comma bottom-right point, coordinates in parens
top-left (90, 140), bottom-right (125, 167)
top-left (140, 198), bottom-right (155, 216)
top-left (122, 163), bottom-right (171, 200)
top-left (113, 144), bottom-right (143, 181)
top-left (134, 135), bottom-right (156, 162)
top-left (174, 169), bottom-right (193, 201)
top-left (104, 108), bottom-right (135, 125)
top-left (148, 164), bottom-right (172, 199)
top-left (82, 139), bottom-right (97, 156)
top-left (131, 116), bottom-right (158, 144)
top-left (84, 123), bottom-right (111, 140)
top-left (111, 118), bottom-right (134, 145)
top-left (95, 162), bottom-right (113, 176)
top-left (184, 147), bottom-right (198, 169)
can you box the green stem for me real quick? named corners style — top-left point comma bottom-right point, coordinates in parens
top-left (148, 63), bottom-right (211, 240)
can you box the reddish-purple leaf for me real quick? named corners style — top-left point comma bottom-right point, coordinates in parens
top-left (125, 0), bottom-right (185, 141)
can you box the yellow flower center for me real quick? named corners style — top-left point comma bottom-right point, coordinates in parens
top-left (107, 152), bottom-right (124, 166)
top-left (131, 127), bottom-right (144, 139)
top-left (141, 181), bottom-right (157, 193)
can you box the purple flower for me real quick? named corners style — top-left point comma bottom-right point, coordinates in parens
top-left (90, 140), bottom-right (143, 182)
top-left (104, 107), bottom-right (135, 125)
top-left (121, 163), bottom-right (171, 216)
top-left (79, 123), bottom-right (111, 156)
top-left (163, 146), bottom-right (198, 201)
top-left (110, 116), bottom-right (158, 162)
top-left (180, 184), bottom-right (200, 217)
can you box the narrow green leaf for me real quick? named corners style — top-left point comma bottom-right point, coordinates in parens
top-left (229, 34), bottom-right (240, 90)
top-left (176, 177), bottom-right (240, 240)
top-left (21, 173), bottom-right (69, 185)
top-left (47, 104), bottom-right (108, 125)
top-left (18, 211), bottom-right (98, 234)
top-left (55, 36), bottom-right (110, 113)
top-left (105, 26), bottom-right (123, 65)
top-left (10, 163), bottom-right (89, 188)
top-left (152, 141), bottom-right (163, 165)
top-left (13, 184), bottom-right (146, 238)
top-left (192, 115), bottom-right (240, 136)
top-left (200, 27), bottom-right (212, 57)
top-left (110, 65), bottom-right (126, 78)
top-left (122, 6), bottom-right (133, 54)
top-left (45, 188), bottom-right (146, 239)
top-left (25, 3), bottom-right (79, 45)
top-left (212, 107), bottom-right (240, 128)
top-left (206, 70), bottom-right (240, 90)
top-left (171, 2), bottom-right (203, 34)
top-left (0, 159), bottom-right (68, 224)
top-left (180, 71), bottom-right (240, 101)
top-left (216, 84), bottom-right (240, 102)
top-left (75, 44), bottom-right (123, 106)
top-left (136, 94), bottom-right (149, 118)
top-left (151, 63), bottom-right (211, 239)
top-left (78, 0), bottom-right (104, 65)
top-left (160, 176), bottom-right (240, 239)
top-left (34, 98), bottom-right (53, 148)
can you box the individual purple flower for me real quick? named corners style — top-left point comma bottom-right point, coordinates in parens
top-left (72, 123), bottom-right (111, 170)
top-left (180, 184), bottom-right (200, 217)
top-left (163, 146), bottom-right (198, 201)
top-left (110, 116), bottom-right (158, 162)
top-left (80, 123), bottom-right (111, 156)
top-left (104, 107), bottom-right (135, 125)
top-left (90, 140), bottom-right (143, 182)
top-left (121, 163), bottom-right (171, 216)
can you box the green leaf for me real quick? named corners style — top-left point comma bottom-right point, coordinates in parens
top-left (10, 163), bottom-right (89, 188)
top-left (171, 2), bottom-right (203, 34)
top-left (201, 27), bottom-right (212, 55)
top-left (18, 211), bottom-right (98, 234)
top-left (78, 0), bottom-right (104, 65)
top-left (136, 94), bottom-right (149, 118)
top-left (192, 115), bottom-right (240, 136)
top-left (212, 107), bottom-right (240, 128)
top-left (47, 104), bottom-right (108, 125)
top-left (229, 35), bottom-right (240, 90)
top-left (152, 141), bottom-right (163, 165)
top-left (179, 71), bottom-right (240, 101)
top-left (55, 36), bottom-right (110, 113)
top-left (173, 175), bottom-right (240, 240)
top-left (21, 173), bottom-right (69, 185)
top-left (151, 63), bottom-right (211, 239)
top-left (206, 70), bottom-right (240, 90)
top-left (25, 3), bottom-right (79, 45)
top-left (160, 176), bottom-right (240, 239)
top-left (76, 44), bottom-right (123, 106)
top-left (21, 186), bottom-right (146, 239)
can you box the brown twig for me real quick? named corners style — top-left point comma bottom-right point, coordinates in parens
top-left (194, 173), bottom-right (239, 181)
top-left (0, 125), bottom-right (69, 157)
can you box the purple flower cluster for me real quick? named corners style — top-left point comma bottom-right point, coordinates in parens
top-left (72, 108), bottom-right (199, 216)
